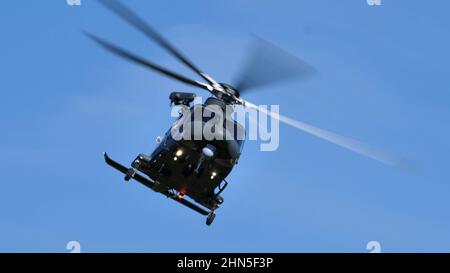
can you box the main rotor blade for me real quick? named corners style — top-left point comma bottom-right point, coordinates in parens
top-left (243, 99), bottom-right (405, 168)
top-left (84, 32), bottom-right (212, 91)
top-left (97, 0), bottom-right (218, 86)
top-left (234, 37), bottom-right (317, 94)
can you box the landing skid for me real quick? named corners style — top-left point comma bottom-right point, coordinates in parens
top-left (104, 153), bottom-right (216, 225)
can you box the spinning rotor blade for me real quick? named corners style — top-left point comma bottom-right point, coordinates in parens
top-left (98, 0), bottom-right (219, 87)
top-left (84, 32), bottom-right (212, 91)
top-left (242, 99), bottom-right (404, 167)
top-left (234, 37), bottom-right (317, 94)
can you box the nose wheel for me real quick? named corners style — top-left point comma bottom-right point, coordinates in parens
top-left (206, 211), bottom-right (216, 226)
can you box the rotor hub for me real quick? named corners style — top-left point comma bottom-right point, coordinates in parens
top-left (219, 83), bottom-right (240, 98)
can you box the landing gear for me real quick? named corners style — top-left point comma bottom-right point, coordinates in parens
top-left (105, 153), bottom-right (226, 226)
top-left (206, 211), bottom-right (216, 226)
top-left (106, 153), bottom-right (212, 220)
top-left (124, 168), bottom-right (135, 181)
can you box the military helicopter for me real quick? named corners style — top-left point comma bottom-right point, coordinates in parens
top-left (86, 0), bottom-right (402, 225)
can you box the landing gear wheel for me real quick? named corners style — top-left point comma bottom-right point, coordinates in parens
top-left (124, 168), bottom-right (135, 181)
top-left (206, 211), bottom-right (216, 226)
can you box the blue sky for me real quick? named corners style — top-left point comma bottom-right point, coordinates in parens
top-left (1, 0), bottom-right (450, 252)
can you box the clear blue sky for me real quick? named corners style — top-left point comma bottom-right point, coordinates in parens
top-left (1, 0), bottom-right (450, 252)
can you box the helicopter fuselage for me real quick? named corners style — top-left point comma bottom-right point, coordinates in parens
top-left (130, 96), bottom-right (245, 212)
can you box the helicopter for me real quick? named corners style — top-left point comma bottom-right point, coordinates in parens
top-left (86, 0), bottom-right (402, 225)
